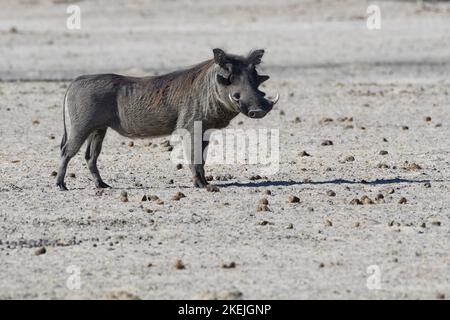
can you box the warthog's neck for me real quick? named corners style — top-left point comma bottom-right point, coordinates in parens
top-left (200, 64), bottom-right (240, 129)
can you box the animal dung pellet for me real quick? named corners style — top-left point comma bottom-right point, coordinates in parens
top-left (120, 191), bottom-right (128, 202)
top-left (256, 204), bottom-right (270, 212)
top-left (379, 150), bottom-right (388, 155)
top-left (34, 247), bottom-right (46, 256)
top-left (361, 196), bottom-right (374, 205)
top-left (174, 259), bottom-right (185, 270)
top-left (206, 185), bottom-right (220, 192)
top-left (171, 192), bottom-right (186, 201)
top-left (404, 163), bottom-right (422, 171)
top-left (175, 163), bottom-right (183, 170)
top-left (344, 155), bottom-right (355, 162)
top-left (398, 197), bottom-right (407, 204)
top-left (319, 117), bottom-right (333, 124)
top-left (221, 262), bottom-right (236, 269)
top-left (299, 151), bottom-right (311, 157)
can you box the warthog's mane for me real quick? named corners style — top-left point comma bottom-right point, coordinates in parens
top-left (142, 59), bottom-right (216, 107)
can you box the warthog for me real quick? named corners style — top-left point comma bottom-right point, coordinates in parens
top-left (56, 48), bottom-right (279, 190)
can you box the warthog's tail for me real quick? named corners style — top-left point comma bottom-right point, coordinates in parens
top-left (60, 87), bottom-right (69, 152)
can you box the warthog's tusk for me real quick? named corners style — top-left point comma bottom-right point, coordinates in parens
top-left (269, 92), bottom-right (279, 105)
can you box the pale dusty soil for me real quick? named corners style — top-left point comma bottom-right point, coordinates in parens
top-left (0, 0), bottom-right (450, 299)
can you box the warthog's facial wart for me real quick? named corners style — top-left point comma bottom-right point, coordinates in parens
top-left (213, 48), bottom-right (278, 119)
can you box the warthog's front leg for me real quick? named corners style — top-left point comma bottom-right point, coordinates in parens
top-left (190, 139), bottom-right (209, 188)
top-left (183, 130), bottom-right (209, 188)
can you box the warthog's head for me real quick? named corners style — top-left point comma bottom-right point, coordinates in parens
top-left (213, 48), bottom-right (279, 119)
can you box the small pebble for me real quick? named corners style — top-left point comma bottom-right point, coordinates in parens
top-left (379, 150), bottom-right (388, 155)
top-left (361, 196), bottom-right (374, 205)
top-left (299, 151), bottom-right (311, 157)
top-left (175, 163), bottom-right (183, 170)
top-left (221, 262), bottom-right (236, 269)
top-left (424, 116), bottom-right (432, 122)
top-left (34, 247), bottom-right (46, 256)
top-left (398, 197), bottom-right (407, 204)
top-left (120, 191), bottom-right (128, 202)
top-left (171, 192), bottom-right (186, 201)
top-left (262, 190), bottom-right (272, 195)
top-left (345, 155), bottom-right (355, 162)
top-left (424, 182), bottom-right (431, 188)
top-left (288, 195), bottom-right (300, 203)
top-left (321, 140), bottom-right (333, 146)
top-left (286, 223), bottom-right (294, 229)
top-left (206, 185), bottom-right (220, 192)
top-left (431, 221), bottom-right (441, 226)
top-left (326, 190), bottom-right (336, 197)
top-left (350, 198), bottom-right (362, 205)
top-left (128, 141), bottom-right (134, 147)
top-left (174, 259), bottom-right (185, 270)
top-left (256, 204), bottom-right (270, 212)
top-left (141, 195), bottom-right (147, 201)
top-left (436, 293), bottom-right (445, 300)
top-left (50, 171), bottom-right (57, 177)
top-left (69, 173), bottom-right (76, 178)
top-left (325, 220), bottom-right (333, 227)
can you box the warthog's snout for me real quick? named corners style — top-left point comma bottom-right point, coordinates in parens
top-left (229, 93), bottom-right (279, 119)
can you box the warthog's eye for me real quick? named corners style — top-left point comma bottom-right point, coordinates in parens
top-left (217, 74), bottom-right (231, 86)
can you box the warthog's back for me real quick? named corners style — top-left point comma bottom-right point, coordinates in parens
top-left (68, 73), bottom-right (179, 138)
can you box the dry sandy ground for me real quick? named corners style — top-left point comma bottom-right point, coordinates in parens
top-left (0, 0), bottom-right (450, 299)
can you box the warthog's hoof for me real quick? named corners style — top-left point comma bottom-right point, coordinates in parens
top-left (57, 182), bottom-right (68, 191)
top-left (193, 178), bottom-right (208, 188)
top-left (96, 181), bottom-right (111, 189)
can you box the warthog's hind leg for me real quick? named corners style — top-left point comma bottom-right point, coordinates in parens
top-left (85, 128), bottom-right (110, 189)
top-left (56, 128), bottom-right (91, 191)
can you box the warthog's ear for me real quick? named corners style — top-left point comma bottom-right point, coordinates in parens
top-left (213, 48), bottom-right (229, 67)
top-left (247, 49), bottom-right (265, 65)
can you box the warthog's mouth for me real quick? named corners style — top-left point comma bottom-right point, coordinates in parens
top-left (228, 93), bottom-right (279, 119)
